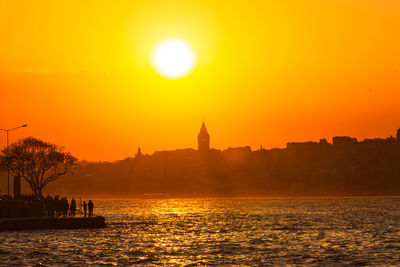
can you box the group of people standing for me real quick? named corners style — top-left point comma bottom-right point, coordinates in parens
top-left (0, 194), bottom-right (95, 218)
top-left (82, 200), bottom-right (94, 217)
top-left (44, 195), bottom-right (94, 218)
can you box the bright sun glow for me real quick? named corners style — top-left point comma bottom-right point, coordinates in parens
top-left (151, 38), bottom-right (197, 79)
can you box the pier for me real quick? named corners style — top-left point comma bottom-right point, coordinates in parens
top-left (0, 216), bottom-right (106, 232)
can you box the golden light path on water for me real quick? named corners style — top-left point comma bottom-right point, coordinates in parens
top-left (1, 198), bottom-right (400, 265)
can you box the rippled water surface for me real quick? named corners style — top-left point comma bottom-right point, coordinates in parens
top-left (1, 198), bottom-right (400, 265)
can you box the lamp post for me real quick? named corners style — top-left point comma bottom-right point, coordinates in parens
top-left (0, 124), bottom-right (28, 196)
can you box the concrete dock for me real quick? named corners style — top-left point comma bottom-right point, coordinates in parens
top-left (0, 216), bottom-right (106, 231)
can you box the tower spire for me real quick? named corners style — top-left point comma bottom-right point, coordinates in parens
top-left (198, 121), bottom-right (210, 153)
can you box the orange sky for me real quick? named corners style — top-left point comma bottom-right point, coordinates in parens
top-left (0, 0), bottom-right (400, 161)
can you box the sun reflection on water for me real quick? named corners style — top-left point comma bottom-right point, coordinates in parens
top-left (1, 198), bottom-right (400, 265)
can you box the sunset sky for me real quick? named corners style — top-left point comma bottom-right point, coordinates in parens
top-left (1, 0), bottom-right (400, 161)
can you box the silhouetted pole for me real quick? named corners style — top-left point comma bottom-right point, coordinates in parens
top-left (0, 124), bottom-right (28, 196)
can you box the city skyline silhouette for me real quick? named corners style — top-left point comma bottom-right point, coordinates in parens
top-left (1, 122), bottom-right (395, 198)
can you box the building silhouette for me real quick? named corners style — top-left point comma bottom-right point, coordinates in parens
top-left (198, 121), bottom-right (210, 153)
top-left (135, 147), bottom-right (142, 158)
top-left (397, 128), bottom-right (400, 142)
top-left (41, 125), bottom-right (400, 197)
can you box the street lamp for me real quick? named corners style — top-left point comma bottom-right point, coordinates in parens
top-left (0, 124), bottom-right (28, 196)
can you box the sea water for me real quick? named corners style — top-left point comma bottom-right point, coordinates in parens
top-left (0, 198), bottom-right (399, 265)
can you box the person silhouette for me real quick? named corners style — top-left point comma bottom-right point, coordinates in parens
top-left (83, 201), bottom-right (87, 217)
top-left (70, 198), bottom-right (76, 216)
top-left (88, 200), bottom-right (94, 217)
top-left (62, 197), bottom-right (69, 216)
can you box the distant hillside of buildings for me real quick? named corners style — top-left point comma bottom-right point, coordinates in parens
top-left (41, 124), bottom-right (400, 197)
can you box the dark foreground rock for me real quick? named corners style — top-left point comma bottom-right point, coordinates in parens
top-left (0, 216), bottom-right (106, 232)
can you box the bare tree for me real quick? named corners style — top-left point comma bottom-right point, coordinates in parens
top-left (0, 137), bottom-right (78, 198)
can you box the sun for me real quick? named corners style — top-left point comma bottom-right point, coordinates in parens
top-left (151, 38), bottom-right (197, 79)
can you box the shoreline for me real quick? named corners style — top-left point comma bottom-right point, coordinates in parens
top-left (74, 194), bottom-right (400, 200)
